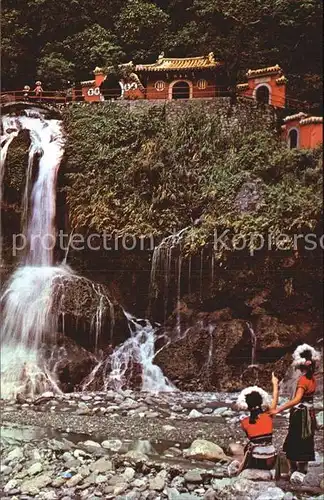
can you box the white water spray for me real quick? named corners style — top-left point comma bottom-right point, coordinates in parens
top-left (1, 111), bottom-right (66, 398)
top-left (108, 312), bottom-right (175, 392)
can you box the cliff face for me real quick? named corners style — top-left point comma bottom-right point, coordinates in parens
top-left (1, 100), bottom-right (323, 391)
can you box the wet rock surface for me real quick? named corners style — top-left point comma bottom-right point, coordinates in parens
top-left (1, 390), bottom-right (323, 499)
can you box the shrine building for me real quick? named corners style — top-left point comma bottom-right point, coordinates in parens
top-left (281, 113), bottom-right (323, 149)
top-left (236, 64), bottom-right (287, 108)
top-left (81, 52), bottom-right (226, 101)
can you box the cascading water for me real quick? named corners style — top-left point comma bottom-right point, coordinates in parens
top-left (1, 106), bottom-right (173, 398)
top-left (1, 111), bottom-right (68, 398)
top-left (109, 312), bottom-right (175, 392)
top-left (246, 321), bottom-right (258, 367)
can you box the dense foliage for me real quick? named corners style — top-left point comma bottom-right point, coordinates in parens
top-left (2, 0), bottom-right (322, 107)
top-left (62, 101), bottom-right (322, 257)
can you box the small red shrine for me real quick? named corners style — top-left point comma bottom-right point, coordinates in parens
top-left (236, 64), bottom-right (287, 108)
top-left (281, 113), bottom-right (323, 149)
top-left (81, 52), bottom-right (225, 101)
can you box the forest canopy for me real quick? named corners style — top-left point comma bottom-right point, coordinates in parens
top-left (1, 0), bottom-right (323, 106)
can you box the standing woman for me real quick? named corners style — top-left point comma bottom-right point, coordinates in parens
top-left (270, 343), bottom-right (321, 475)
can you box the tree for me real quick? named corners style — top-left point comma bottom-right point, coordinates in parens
top-left (37, 53), bottom-right (75, 89)
top-left (115, 0), bottom-right (171, 60)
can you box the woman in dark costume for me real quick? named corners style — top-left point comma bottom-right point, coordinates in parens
top-left (270, 343), bottom-right (321, 475)
top-left (229, 372), bottom-right (279, 475)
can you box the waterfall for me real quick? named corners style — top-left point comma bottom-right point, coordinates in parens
top-left (1, 106), bottom-right (172, 398)
top-left (108, 312), bottom-right (175, 392)
top-left (148, 226), bottom-right (190, 320)
top-left (246, 321), bottom-right (258, 367)
top-left (1, 111), bottom-right (68, 398)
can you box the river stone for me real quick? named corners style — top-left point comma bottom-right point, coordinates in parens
top-left (28, 462), bottom-right (43, 476)
top-left (204, 488), bottom-right (218, 500)
top-left (188, 409), bottom-right (203, 418)
top-left (239, 469), bottom-right (272, 481)
top-left (21, 474), bottom-right (52, 494)
top-left (123, 467), bottom-right (136, 481)
top-left (4, 479), bottom-right (18, 492)
top-left (6, 446), bottom-right (23, 462)
top-left (1, 465), bottom-right (12, 475)
top-left (84, 440), bottom-right (101, 448)
top-left (66, 473), bottom-right (83, 487)
top-left (124, 450), bottom-right (148, 462)
top-left (255, 487), bottom-right (286, 500)
top-left (184, 470), bottom-right (203, 483)
top-left (90, 457), bottom-right (113, 473)
top-left (184, 439), bottom-right (227, 462)
top-left (163, 425), bottom-right (177, 432)
top-left (317, 411), bottom-right (324, 428)
top-left (290, 471), bottom-right (305, 485)
top-left (101, 439), bottom-right (123, 451)
top-left (114, 483), bottom-right (128, 495)
top-left (149, 470), bottom-right (167, 491)
top-left (304, 470), bottom-right (323, 488)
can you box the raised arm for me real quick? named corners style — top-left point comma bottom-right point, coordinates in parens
top-left (270, 387), bottom-right (304, 415)
top-left (269, 372), bottom-right (279, 410)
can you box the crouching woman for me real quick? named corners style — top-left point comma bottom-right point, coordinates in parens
top-left (231, 372), bottom-right (279, 475)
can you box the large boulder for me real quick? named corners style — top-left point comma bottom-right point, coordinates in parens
top-left (183, 439), bottom-right (228, 462)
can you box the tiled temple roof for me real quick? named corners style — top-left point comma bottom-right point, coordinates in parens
top-left (135, 52), bottom-right (221, 72)
top-left (236, 83), bottom-right (249, 91)
top-left (283, 112), bottom-right (308, 123)
top-left (300, 116), bottom-right (323, 125)
top-left (81, 79), bottom-right (95, 86)
top-left (246, 64), bottom-right (282, 78)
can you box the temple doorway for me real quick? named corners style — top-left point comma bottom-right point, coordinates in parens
top-left (171, 81), bottom-right (190, 99)
top-left (255, 85), bottom-right (270, 104)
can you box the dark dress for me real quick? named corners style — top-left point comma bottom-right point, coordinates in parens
top-left (283, 375), bottom-right (317, 462)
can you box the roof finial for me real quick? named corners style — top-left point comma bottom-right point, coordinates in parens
top-left (158, 52), bottom-right (164, 61)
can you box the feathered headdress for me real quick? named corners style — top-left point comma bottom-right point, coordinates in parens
top-left (292, 343), bottom-right (321, 368)
top-left (236, 386), bottom-right (272, 410)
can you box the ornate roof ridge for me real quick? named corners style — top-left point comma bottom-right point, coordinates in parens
top-left (300, 116), bottom-right (323, 125)
top-left (283, 112), bottom-right (308, 123)
top-left (247, 64), bottom-right (282, 78)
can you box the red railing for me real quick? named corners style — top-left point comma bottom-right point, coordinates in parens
top-left (0, 86), bottom-right (317, 113)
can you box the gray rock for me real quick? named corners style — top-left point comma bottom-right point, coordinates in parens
top-left (239, 469), bottom-right (272, 481)
top-left (83, 440), bottom-right (101, 448)
top-left (188, 409), bottom-right (203, 418)
top-left (123, 467), bottom-right (136, 481)
top-left (113, 483), bottom-right (128, 495)
top-left (101, 439), bottom-right (123, 451)
top-left (95, 474), bottom-right (108, 484)
top-left (290, 471), bottom-right (305, 486)
top-left (163, 425), bottom-right (177, 432)
top-left (51, 477), bottom-right (66, 488)
top-left (149, 471), bottom-right (167, 491)
top-left (204, 488), bottom-right (218, 500)
top-left (184, 470), bottom-right (203, 483)
top-left (27, 462), bottom-right (43, 476)
top-left (213, 407), bottom-right (228, 416)
top-left (177, 494), bottom-right (201, 500)
top-left (184, 439), bottom-right (227, 462)
top-left (124, 450), bottom-right (148, 462)
top-left (1, 465), bottom-right (12, 476)
top-left (66, 473), bottom-right (83, 487)
top-left (4, 479), bottom-right (18, 493)
top-left (90, 457), bottom-right (113, 473)
top-left (304, 470), bottom-right (323, 488)
top-left (255, 487), bottom-right (286, 500)
top-left (21, 474), bottom-right (52, 494)
top-left (317, 411), bottom-right (324, 428)
top-left (6, 446), bottom-right (23, 462)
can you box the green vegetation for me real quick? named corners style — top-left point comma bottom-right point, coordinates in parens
top-left (2, 0), bottom-right (322, 107)
top-left (62, 102), bottom-right (322, 257)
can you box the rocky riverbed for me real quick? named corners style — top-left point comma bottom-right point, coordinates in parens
top-left (1, 390), bottom-right (323, 499)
